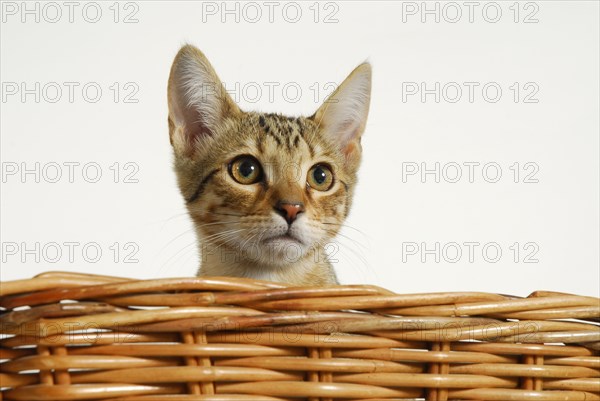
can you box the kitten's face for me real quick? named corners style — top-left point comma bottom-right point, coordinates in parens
top-left (175, 112), bottom-right (357, 266)
top-left (168, 45), bottom-right (371, 270)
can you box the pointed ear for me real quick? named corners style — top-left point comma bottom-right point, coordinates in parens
top-left (312, 62), bottom-right (372, 161)
top-left (168, 44), bottom-right (240, 157)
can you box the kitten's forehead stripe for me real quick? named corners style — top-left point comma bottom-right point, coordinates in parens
top-left (260, 114), bottom-right (316, 155)
top-left (268, 131), bottom-right (282, 146)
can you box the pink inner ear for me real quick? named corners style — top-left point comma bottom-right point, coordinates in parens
top-left (191, 119), bottom-right (214, 139)
top-left (343, 140), bottom-right (360, 156)
top-left (176, 100), bottom-right (214, 157)
top-left (336, 120), bottom-right (361, 149)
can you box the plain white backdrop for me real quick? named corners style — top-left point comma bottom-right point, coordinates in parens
top-left (1, 1), bottom-right (598, 297)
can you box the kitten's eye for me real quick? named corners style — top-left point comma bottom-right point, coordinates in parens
top-left (307, 164), bottom-right (334, 191)
top-left (229, 156), bottom-right (263, 185)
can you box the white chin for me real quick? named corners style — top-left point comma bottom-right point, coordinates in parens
top-left (242, 236), bottom-right (309, 266)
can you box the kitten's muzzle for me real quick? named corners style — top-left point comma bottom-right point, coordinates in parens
top-left (274, 201), bottom-right (304, 225)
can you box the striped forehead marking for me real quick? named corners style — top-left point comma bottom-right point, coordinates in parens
top-left (257, 114), bottom-right (314, 155)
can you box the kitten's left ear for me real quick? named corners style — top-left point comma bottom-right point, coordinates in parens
top-left (312, 62), bottom-right (372, 162)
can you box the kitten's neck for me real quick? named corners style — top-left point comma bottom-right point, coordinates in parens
top-left (198, 244), bottom-right (338, 286)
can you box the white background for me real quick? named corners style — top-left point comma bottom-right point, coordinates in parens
top-left (1, 1), bottom-right (598, 297)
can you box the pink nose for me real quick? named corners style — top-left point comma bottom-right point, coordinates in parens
top-left (275, 201), bottom-right (304, 224)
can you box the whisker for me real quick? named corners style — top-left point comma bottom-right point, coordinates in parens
top-left (194, 221), bottom-right (236, 228)
top-left (205, 211), bottom-right (247, 218)
top-left (158, 227), bottom-right (197, 255)
top-left (317, 227), bottom-right (373, 277)
top-left (159, 240), bottom-right (198, 273)
top-left (321, 221), bottom-right (370, 239)
top-left (156, 212), bottom-right (192, 229)
top-left (201, 230), bottom-right (249, 257)
top-left (202, 228), bottom-right (246, 242)
top-left (238, 227), bottom-right (263, 252)
top-left (330, 230), bottom-right (368, 251)
top-left (324, 237), bottom-right (372, 278)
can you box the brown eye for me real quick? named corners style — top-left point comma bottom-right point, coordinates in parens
top-left (307, 164), bottom-right (334, 191)
top-left (229, 156), bottom-right (263, 185)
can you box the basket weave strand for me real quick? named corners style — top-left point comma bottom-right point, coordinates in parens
top-left (0, 271), bottom-right (598, 401)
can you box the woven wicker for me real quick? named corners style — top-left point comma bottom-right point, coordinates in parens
top-left (0, 271), bottom-right (598, 401)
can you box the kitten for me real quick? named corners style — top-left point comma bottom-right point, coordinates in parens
top-left (167, 44), bottom-right (371, 286)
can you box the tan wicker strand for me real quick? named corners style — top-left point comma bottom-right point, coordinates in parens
top-left (181, 332), bottom-right (201, 396)
top-left (102, 396), bottom-right (292, 401)
top-left (1, 272), bottom-right (599, 401)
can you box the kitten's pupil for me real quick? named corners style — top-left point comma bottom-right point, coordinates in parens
top-left (313, 167), bottom-right (327, 184)
top-left (239, 160), bottom-right (255, 178)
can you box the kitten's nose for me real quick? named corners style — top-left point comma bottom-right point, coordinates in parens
top-left (274, 201), bottom-right (304, 225)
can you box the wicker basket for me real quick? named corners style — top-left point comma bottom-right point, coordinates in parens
top-left (0, 271), bottom-right (598, 401)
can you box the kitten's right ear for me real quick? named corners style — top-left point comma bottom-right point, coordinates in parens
top-left (168, 45), bottom-right (240, 157)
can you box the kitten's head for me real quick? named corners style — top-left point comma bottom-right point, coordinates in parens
top-left (168, 45), bottom-right (371, 270)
